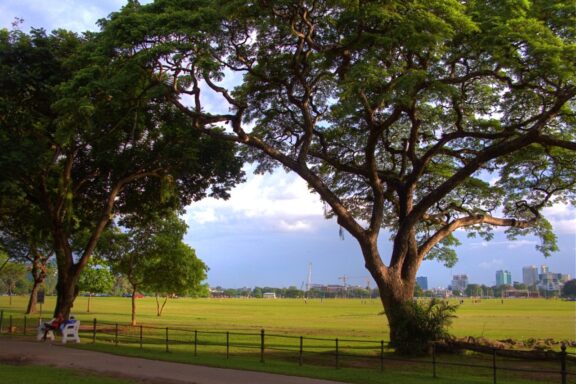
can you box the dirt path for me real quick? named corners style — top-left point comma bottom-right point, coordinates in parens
top-left (0, 338), bottom-right (344, 384)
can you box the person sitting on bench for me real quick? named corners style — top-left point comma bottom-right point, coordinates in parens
top-left (42, 313), bottom-right (64, 341)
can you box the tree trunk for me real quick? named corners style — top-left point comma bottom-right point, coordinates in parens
top-left (155, 293), bottom-right (168, 317)
top-left (378, 275), bottom-right (418, 350)
top-left (26, 281), bottom-right (40, 315)
top-left (360, 234), bottom-right (421, 351)
top-left (25, 250), bottom-right (50, 315)
top-left (87, 293), bottom-right (92, 313)
top-left (131, 287), bottom-right (137, 326)
top-left (54, 272), bottom-right (80, 319)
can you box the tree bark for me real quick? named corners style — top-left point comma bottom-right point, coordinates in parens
top-left (155, 293), bottom-right (168, 317)
top-left (26, 281), bottom-right (40, 315)
top-left (54, 267), bottom-right (80, 319)
top-left (359, 231), bottom-right (420, 349)
top-left (25, 249), bottom-right (50, 315)
top-left (131, 287), bottom-right (138, 326)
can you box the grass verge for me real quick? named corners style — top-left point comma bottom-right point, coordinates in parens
top-left (72, 342), bottom-right (565, 384)
top-left (0, 362), bottom-right (139, 384)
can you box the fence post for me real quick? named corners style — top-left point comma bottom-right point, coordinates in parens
top-left (23, 316), bottom-right (27, 336)
top-left (380, 340), bottom-right (384, 372)
top-left (194, 330), bottom-right (198, 357)
top-left (165, 327), bottom-right (169, 353)
top-left (115, 323), bottom-right (119, 346)
top-left (432, 342), bottom-right (437, 379)
top-left (9, 315), bottom-right (13, 334)
top-left (335, 338), bottom-right (340, 369)
top-left (492, 348), bottom-right (497, 384)
top-left (560, 343), bottom-right (567, 384)
top-left (299, 336), bottom-right (303, 366)
top-left (260, 329), bottom-right (265, 363)
top-left (139, 325), bottom-right (143, 349)
top-left (92, 318), bottom-right (97, 344)
top-left (226, 331), bottom-right (230, 359)
top-left (0, 310), bottom-right (3, 334)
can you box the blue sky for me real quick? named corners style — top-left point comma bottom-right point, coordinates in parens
top-left (2, 0), bottom-right (574, 290)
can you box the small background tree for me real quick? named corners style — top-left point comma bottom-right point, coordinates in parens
top-left (147, 242), bottom-right (208, 317)
top-left (0, 260), bottom-right (27, 306)
top-left (77, 258), bottom-right (115, 313)
top-left (111, 212), bottom-right (207, 324)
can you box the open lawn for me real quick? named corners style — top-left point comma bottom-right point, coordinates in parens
top-left (1, 296), bottom-right (574, 384)
top-left (0, 296), bottom-right (574, 342)
top-left (0, 363), bottom-right (138, 384)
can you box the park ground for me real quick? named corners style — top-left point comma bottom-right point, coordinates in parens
top-left (0, 338), bottom-right (341, 384)
top-left (0, 297), bottom-right (575, 383)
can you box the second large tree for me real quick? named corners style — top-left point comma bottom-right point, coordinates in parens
top-left (0, 27), bottom-right (244, 318)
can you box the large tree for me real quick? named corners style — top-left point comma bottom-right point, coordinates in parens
top-left (0, 27), bottom-right (244, 318)
top-left (103, 0), bottom-right (575, 348)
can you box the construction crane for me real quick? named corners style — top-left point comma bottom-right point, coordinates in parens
top-left (339, 275), bottom-right (372, 288)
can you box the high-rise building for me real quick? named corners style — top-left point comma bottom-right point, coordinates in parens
top-left (496, 270), bottom-right (512, 286)
top-left (451, 274), bottom-right (468, 292)
top-left (522, 265), bottom-right (539, 286)
top-left (416, 276), bottom-right (428, 290)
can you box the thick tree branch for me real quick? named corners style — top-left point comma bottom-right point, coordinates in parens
top-left (79, 169), bottom-right (162, 274)
top-left (418, 214), bottom-right (538, 258)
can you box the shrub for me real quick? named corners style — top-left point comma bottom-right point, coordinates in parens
top-left (391, 298), bottom-right (458, 355)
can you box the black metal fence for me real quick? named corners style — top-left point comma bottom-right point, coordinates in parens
top-left (1, 311), bottom-right (574, 384)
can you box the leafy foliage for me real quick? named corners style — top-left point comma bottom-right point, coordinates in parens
top-left (110, 212), bottom-right (207, 321)
top-left (389, 299), bottom-right (458, 355)
top-left (78, 258), bottom-right (115, 295)
top-left (0, 26), bottom-right (243, 317)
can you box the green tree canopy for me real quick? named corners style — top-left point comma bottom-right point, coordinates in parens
top-left (0, 259), bottom-right (28, 303)
top-left (0, 27), bottom-right (243, 318)
top-left (78, 258), bottom-right (115, 312)
top-left (100, 0), bottom-right (575, 351)
top-left (110, 212), bottom-right (208, 323)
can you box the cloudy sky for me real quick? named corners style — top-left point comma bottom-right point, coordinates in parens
top-left (2, 0), bottom-right (574, 290)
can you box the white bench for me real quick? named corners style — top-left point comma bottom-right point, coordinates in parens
top-left (36, 322), bottom-right (55, 341)
top-left (61, 320), bottom-right (81, 344)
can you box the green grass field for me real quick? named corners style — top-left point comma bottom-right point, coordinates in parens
top-left (1, 295), bottom-right (575, 384)
top-left (0, 363), bottom-right (138, 384)
top-left (1, 295), bottom-right (575, 341)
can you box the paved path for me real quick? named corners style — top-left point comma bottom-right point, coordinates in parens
top-left (0, 338), bottom-right (343, 384)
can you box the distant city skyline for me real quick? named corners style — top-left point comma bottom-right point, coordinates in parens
top-left (1, 0), bottom-right (574, 292)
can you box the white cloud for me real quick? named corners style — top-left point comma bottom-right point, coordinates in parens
top-left (185, 208), bottom-right (220, 225)
top-left (184, 167), bottom-right (325, 233)
top-left (469, 240), bottom-right (538, 249)
top-left (0, 0), bottom-right (128, 32)
top-left (543, 203), bottom-right (576, 234)
top-left (478, 258), bottom-right (504, 270)
top-left (277, 220), bottom-right (312, 232)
